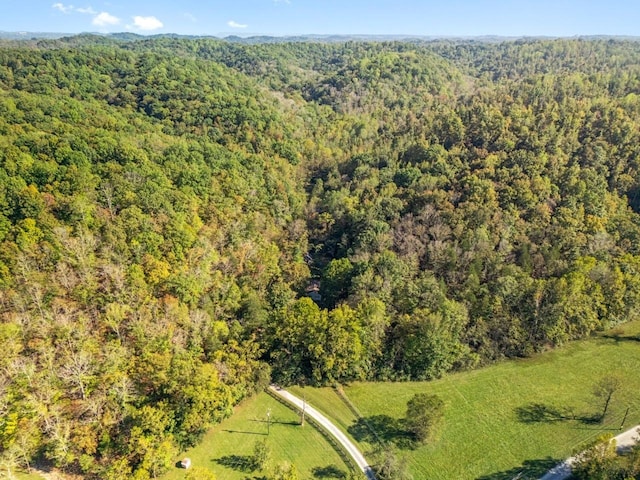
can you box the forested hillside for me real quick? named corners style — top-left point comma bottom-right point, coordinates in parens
top-left (1, 36), bottom-right (640, 478)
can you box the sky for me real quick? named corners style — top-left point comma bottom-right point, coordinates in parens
top-left (1, 0), bottom-right (639, 37)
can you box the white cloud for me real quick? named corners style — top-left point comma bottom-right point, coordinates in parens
top-left (92, 11), bottom-right (120, 26)
top-left (132, 15), bottom-right (163, 31)
top-left (228, 20), bottom-right (248, 29)
top-left (52, 3), bottom-right (98, 15)
top-left (184, 12), bottom-right (197, 22)
top-left (52, 3), bottom-right (74, 13)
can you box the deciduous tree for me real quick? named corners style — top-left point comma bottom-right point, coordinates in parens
top-left (405, 393), bottom-right (445, 443)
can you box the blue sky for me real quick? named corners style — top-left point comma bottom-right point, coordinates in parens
top-left (1, 0), bottom-right (639, 37)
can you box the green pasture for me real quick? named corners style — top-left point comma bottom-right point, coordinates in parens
top-left (294, 321), bottom-right (640, 479)
top-left (161, 391), bottom-right (351, 480)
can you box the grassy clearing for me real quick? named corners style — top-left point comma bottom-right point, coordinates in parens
top-left (288, 385), bottom-right (361, 437)
top-left (14, 471), bottom-right (43, 480)
top-left (299, 321), bottom-right (640, 479)
top-left (161, 391), bottom-right (351, 480)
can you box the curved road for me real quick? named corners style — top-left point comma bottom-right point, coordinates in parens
top-left (539, 425), bottom-right (639, 480)
top-left (268, 385), bottom-right (376, 480)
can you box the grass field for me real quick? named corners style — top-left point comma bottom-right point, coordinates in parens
top-left (14, 471), bottom-right (43, 480)
top-left (292, 320), bottom-right (640, 480)
top-left (160, 391), bottom-right (352, 480)
top-left (288, 385), bottom-right (360, 438)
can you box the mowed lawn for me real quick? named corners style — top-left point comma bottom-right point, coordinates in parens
top-left (161, 391), bottom-right (351, 480)
top-left (297, 321), bottom-right (640, 480)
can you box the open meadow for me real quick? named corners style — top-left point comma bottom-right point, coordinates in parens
top-left (292, 320), bottom-right (640, 479)
top-left (160, 391), bottom-right (352, 480)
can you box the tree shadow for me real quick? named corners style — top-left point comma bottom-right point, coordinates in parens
top-left (515, 403), bottom-right (573, 423)
top-left (222, 429), bottom-right (267, 435)
top-left (348, 415), bottom-right (416, 449)
top-left (312, 464), bottom-right (348, 478)
top-left (515, 403), bottom-right (601, 425)
top-left (581, 413), bottom-right (604, 425)
top-left (475, 457), bottom-right (560, 480)
top-left (250, 419), bottom-right (300, 426)
top-left (215, 454), bottom-right (257, 473)
top-left (601, 333), bottom-right (640, 344)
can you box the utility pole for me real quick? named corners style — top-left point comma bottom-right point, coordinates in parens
top-left (301, 396), bottom-right (306, 426)
top-left (266, 408), bottom-right (271, 436)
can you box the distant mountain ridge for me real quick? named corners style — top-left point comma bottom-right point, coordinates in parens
top-left (1, 30), bottom-right (639, 43)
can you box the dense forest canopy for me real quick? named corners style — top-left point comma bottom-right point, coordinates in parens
top-left (1, 36), bottom-right (640, 478)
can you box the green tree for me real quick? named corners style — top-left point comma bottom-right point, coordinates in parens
top-left (390, 301), bottom-right (469, 380)
top-left (405, 393), bottom-right (445, 443)
top-left (375, 449), bottom-right (413, 480)
top-left (185, 466), bottom-right (217, 480)
top-left (267, 298), bottom-right (366, 383)
top-left (271, 461), bottom-right (299, 480)
top-left (321, 257), bottom-right (354, 307)
top-left (126, 404), bottom-right (177, 479)
top-left (252, 439), bottom-right (271, 471)
top-left (571, 434), bottom-right (621, 480)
